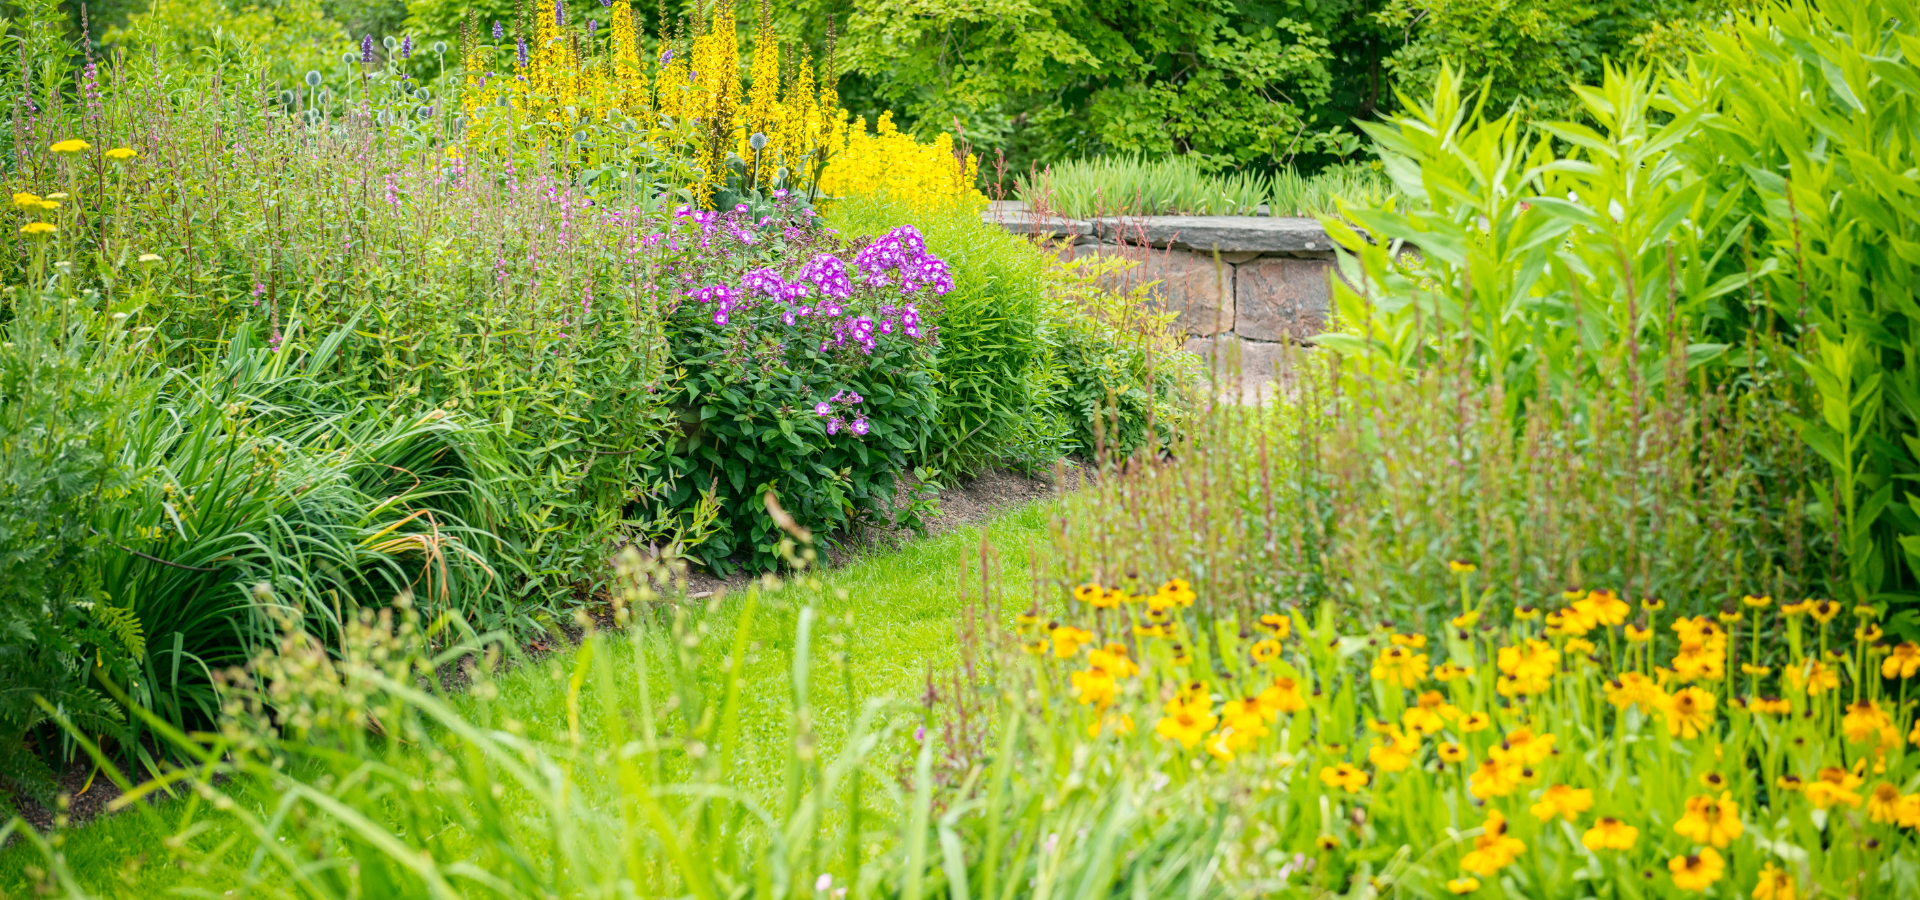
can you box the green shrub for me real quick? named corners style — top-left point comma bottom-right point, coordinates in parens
top-left (648, 212), bottom-right (942, 573)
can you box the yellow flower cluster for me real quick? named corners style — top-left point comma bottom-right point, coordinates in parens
top-left (1024, 565), bottom-right (1920, 897)
top-left (457, 3), bottom-right (979, 208)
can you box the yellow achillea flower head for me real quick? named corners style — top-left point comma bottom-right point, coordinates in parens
top-left (49, 139), bottom-right (89, 153)
top-left (105, 147), bottom-right (136, 160)
top-left (1667, 847), bottom-right (1724, 891)
top-left (1581, 816), bottom-right (1637, 850)
top-left (18, 221), bottom-right (56, 234)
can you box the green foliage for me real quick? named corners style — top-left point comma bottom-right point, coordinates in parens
top-left (1374, 0), bottom-right (1717, 119)
top-left (1676, 0), bottom-right (1920, 619)
top-left (105, 0), bottom-right (350, 86)
top-left (791, 0), bottom-right (1378, 176)
top-left (0, 289), bottom-right (134, 815)
top-left (653, 306), bottom-right (937, 575)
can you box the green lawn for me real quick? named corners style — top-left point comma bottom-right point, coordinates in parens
top-left (0, 499), bottom-right (1056, 897)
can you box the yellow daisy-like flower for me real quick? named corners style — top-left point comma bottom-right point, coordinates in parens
top-left (1315, 835), bottom-right (1339, 851)
top-left (1668, 847), bottom-right (1725, 892)
top-left (1071, 583), bottom-right (1104, 605)
top-left (1438, 741), bottom-right (1468, 764)
top-left (1450, 610), bottom-right (1480, 628)
top-left (1448, 560), bottom-right (1478, 573)
top-left (1740, 663), bottom-right (1771, 676)
top-left (49, 139), bottom-right (90, 153)
top-left (1458, 711), bottom-right (1492, 732)
top-left (104, 146), bottom-right (137, 160)
top-left (1529, 784), bottom-right (1593, 822)
top-left (1445, 876), bottom-right (1480, 894)
top-left (1513, 605), bottom-right (1541, 621)
top-left (1856, 604), bottom-right (1880, 619)
top-left (1752, 861), bottom-right (1796, 900)
top-left (1250, 639), bottom-right (1282, 664)
top-left (1856, 623), bottom-right (1883, 643)
top-left (18, 221), bottom-right (57, 234)
top-left (1625, 624), bottom-right (1652, 642)
top-left (1459, 810), bottom-right (1526, 876)
top-left (1741, 594), bottom-right (1772, 608)
top-left (1808, 600), bottom-right (1840, 623)
top-left (1884, 642), bottom-right (1920, 679)
top-left (1673, 792), bottom-right (1743, 848)
top-left (1256, 613), bottom-right (1290, 638)
top-left (1581, 816), bottom-right (1637, 850)
top-left (1641, 598), bottom-right (1667, 612)
top-left (1868, 783), bottom-right (1902, 824)
top-left (1434, 662), bottom-right (1473, 681)
top-left (1664, 686), bottom-right (1716, 739)
top-left (1319, 762), bottom-right (1368, 793)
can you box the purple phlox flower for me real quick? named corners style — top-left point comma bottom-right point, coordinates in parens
top-left (851, 417), bottom-right (870, 437)
top-left (814, 402), bottom-right (832, 416)
top-left (713, 310), bottom-right (729, 325)
top-left (826, 417), bottom-right (842, 435)
top-left (735, 229), bottom-right (756, 244)
top-left (773, 189), bottom-right (789, 199)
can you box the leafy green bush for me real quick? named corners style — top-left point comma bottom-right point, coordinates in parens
top-left (647, 207), bottom-right (943, 573)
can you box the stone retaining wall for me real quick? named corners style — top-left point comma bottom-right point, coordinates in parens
top-left (985, 204), bottom-right (1337, 384)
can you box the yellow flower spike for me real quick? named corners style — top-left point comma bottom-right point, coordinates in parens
top-left (1742, 594), bottom-right (1773, 608)
top-left (105, 147), bottom-right (136, 160)
top-left (18, 222), bottom-right (56, 235)
top-left (1448, 560), bottom-right (1477, 573)
top-left (49, 139), bottom-right (89, 153)
top-left (1318, 763), bottom-right (1368, 793)
top-left (1668, 847), bottom-right (1725, 892)
top-left (1581, 817), bottom-right (1638, 850)
top-left (1445, 876), bottom-right (1480, 894)
top-left (1752, 861), bottom-right (1797, 900)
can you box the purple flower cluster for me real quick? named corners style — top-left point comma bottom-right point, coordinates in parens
top-left (814, 390), bottom-right (870, 437)
top-left (853, 226), bottom-right (955, 295)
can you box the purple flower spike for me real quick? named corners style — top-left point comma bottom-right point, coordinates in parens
top-left (554, 0), bottom-right (565, 27)
top-left (493, 20), bottom-right (504, 40)
top-left (361, 33), bottom-right (375, 63)
top-left (402, 34), bottom-right (414, 58)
